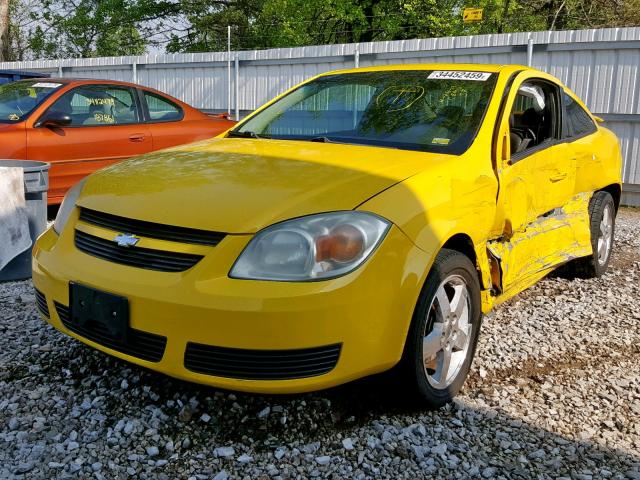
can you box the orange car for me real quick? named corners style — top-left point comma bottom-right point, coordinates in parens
top-left (0, 78), bottom-right (235, 204)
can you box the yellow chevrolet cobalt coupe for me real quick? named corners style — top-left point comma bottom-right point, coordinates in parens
top-left (33, 64), bottom-right (621, 407)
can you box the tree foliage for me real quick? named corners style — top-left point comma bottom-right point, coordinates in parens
top-left (7, 0), bottom-right (640, 59)
top-left (28, 0), bottom-right (179, 58)
top-left (0, 0), bottom-right (9, 61)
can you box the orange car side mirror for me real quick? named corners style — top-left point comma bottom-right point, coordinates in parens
top-left (36, 113), bottom-right (72, 128)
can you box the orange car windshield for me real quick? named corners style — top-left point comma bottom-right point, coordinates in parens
top-left (0, 80), bottom-right (63, 123)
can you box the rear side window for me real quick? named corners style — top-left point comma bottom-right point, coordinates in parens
top-left (562, 92), bottom-right (596, 139)
top-left (47, 85), bottom-right (139, 126)
top-left (144, 92), bottom-right (183, 122)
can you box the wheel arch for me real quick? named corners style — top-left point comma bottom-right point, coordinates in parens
top-left (598, 183), bottom-right (621, 211)
top-left (441, 233), bottom-right (487, 290)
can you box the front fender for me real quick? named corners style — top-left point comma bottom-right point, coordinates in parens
top-left (357, 160), bottom-right (498, 308)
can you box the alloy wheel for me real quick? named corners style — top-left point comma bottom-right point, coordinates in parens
top-left (597, 203), bottom-right (614, 266)
top-left (422, 275), bottom-right (472, 390)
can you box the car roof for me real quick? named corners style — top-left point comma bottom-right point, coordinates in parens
top-left (10, 78), bottom-right (145, 88)
top-left (44, 78), bottom-right (140, 87)
top-left (318, 63), bottom-right (533, 76)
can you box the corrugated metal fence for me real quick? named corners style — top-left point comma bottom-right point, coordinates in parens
top-left (2, 27), bottom-right (640, 205)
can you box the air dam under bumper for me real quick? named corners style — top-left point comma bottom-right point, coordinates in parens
top-left (32, 222), bottom-right (429, 394)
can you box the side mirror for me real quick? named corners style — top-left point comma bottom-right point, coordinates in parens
top-left (36, 113), bottom-right (72, 128)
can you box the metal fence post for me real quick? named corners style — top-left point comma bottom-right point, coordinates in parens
top-left (57, 63), bottom-right (63, 78)
top-left (227, 26), bottom-right (232, 116)
top-left (527, 38), bottom-right (534, 66)
top-left (234, 53), bottom-right (240, 121)
top-left (354, 43), bottom-right (360, 68)
top-left (132, 62), bottom-right (137, 84)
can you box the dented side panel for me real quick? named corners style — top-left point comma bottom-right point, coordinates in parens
top-left (487, 192), bottom-right (592, 303)
top-left (360, 66), bottom-right (622, 317)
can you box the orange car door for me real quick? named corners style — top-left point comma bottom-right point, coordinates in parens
top-left (26, 84), bottom-right (152, 203)
top-left (141, 90), bottom-right (225, 150)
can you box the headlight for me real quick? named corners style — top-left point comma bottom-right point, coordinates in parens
top-left (53, 178), bottom-right (87, 234)
top-left (230, 212), bottom-right (390, 281)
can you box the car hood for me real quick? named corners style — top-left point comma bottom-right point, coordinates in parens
top-left (0, 122), bottom-right (21, 132)
top-left (79, 138), bottom-right (439, 233)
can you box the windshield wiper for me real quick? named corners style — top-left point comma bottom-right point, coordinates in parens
top-left (227, 130), bottom-right (266, 139)
top-left (309, 136), bottom-right (334, 143)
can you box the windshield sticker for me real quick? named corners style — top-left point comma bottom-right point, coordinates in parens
top-left (31, 82), bottom-right (62, 88)
top-left (376, 85), bottom-right (425, 111)
top-left (8, 114), bottom-right (19, 121)
top-left (87, 97), bottom-right (115, 106)
top-left (428, 71), bottom-right (491, 81)
top-left (432, 137), bottom-right (450, 145)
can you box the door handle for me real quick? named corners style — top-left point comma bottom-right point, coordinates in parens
top-left (129, 134), bottom-right (146, 142)
top-left (549, 172), bottom-right (567, 182)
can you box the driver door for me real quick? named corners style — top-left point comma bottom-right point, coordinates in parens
top-left (26, 84), bottom-right (151, 203)
top-left (489, 72), bottom-right (587, 295)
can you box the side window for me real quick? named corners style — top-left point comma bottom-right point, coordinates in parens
top-left (562, 92), bottom-right (597, 139)
top-left (144, 92), bottom-right (183, 122)
top-left (47, 85), bottom-right (139, 126)
top-left (508, 80), bottom-right (559, 158)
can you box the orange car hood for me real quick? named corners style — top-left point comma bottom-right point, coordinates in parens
top-left (78, 138), bottom-right (436, 233)
top-left (0, 123), bottom-right (21, 132)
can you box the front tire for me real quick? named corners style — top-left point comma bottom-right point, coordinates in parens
top-left (403, 249), bottom-right (482, 408)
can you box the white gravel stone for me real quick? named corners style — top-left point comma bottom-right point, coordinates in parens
top-left (146, 446), bottom-right (160, 457)
top-left (1, 208), bottom-right (639, 479)
top-left (213, 471), bottom-right (228, 480)
top-left (214, 447), bottom-right (235, 458)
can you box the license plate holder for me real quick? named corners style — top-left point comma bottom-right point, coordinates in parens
top-left (70, 283), bottom-right (129, 343)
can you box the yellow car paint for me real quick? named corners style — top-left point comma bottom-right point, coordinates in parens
top-left (33, 63), bottom-right (622, 393)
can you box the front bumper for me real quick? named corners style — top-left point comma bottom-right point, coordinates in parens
top-left (32, 216), bottom-right (430, 393)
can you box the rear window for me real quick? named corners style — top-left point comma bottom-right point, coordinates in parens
top-left (144, 92), bottom-right (183, 122)
top-left (562, 92), bottom-right (597, 139)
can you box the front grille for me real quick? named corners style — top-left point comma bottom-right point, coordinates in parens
top-left (75, 230), bottom-right (203, 272)
top-left (79, 208), bottom-right (225, 246)
top-left (34, 289), bottom-right (49, 318)
top-left (184, 342), bottom-right (342, 380)
top-left (55, 302), bottom-right (166, 362)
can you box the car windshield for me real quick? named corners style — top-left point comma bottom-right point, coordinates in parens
top-left (0, 80), bottom-right (63, 123)
top-left (232, 70), bottom-right (497, 154)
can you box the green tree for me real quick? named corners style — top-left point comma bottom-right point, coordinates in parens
top-left (165, 0), bottom-right (264, 52)
top-left (12, 0), bottom-right (640, 59)
top-left (0, 0), bottom-right (8, 60)
top-left (28, 0), bottom-right (179, 58)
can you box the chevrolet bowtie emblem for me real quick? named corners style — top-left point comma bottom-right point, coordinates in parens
top-left (114, 233), bottom-right (140, 248)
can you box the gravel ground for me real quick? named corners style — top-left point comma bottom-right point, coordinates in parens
top-left (1, 208), bottom-right (639, 480)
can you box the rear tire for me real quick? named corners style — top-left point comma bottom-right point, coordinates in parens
top-left (564, 191), bottom-right (615, 278)
top-left (402, 249), bottom-right (482, 408)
